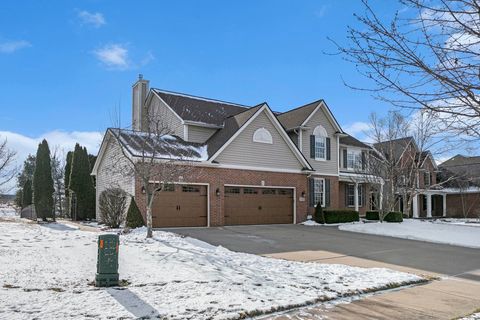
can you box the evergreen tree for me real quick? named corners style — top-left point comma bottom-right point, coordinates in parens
top-left (22, 179), bottom-right (33, 208)
top-left (33, 140), bottom-right (54, 221)
top-left (64, 151), bottom-right (73, 217)
top-left (15, 189), bottom-right (23, 208)
top-left (125, 197), bottom-right (144, 228)
top-left (17, 154), bottom-right (35, 189)
top-left (69, 144), bottom-right (95, 220)
top-left (88, 154), bottom-right (97, 186)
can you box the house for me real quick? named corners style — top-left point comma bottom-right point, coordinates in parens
top-left (437, 155), bottom-right (480, 218)
top-left (92, 76), bottom-right (384, 227)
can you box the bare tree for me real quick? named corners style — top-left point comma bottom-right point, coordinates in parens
top-left (0, 137), bottom-right (17, 193)
top-left (109, 106), bottom-right (201, 238)
top-left (361, 110), bottom-right (456, 219)
top-left (99, 188), bottom-right (128, 228)
top-left (334, 0), bottom-right (480, 138)
top-left (51, 147), bottom-right (66, 217)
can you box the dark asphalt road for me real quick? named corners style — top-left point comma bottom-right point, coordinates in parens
top-left (164, 224), bottom-right (480, 278)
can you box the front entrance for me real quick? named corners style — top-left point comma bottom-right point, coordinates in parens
top-left (152, 184), bottom-right (208, 227)
top-left (224, 186), bottom-right (294, 225)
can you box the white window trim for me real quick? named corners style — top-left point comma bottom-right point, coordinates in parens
top-left (346, 149), bottom-right (362, 170)
top-left (252, 127), bottom-right (273, 144)
top-left (313, 177), bottom-right (325, 207)
top-left (313, 125), bottom-right (328, 162)
top-left (347, 184), bottom-right (363, 207)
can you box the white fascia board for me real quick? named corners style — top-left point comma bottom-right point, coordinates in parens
top-left (301, 101), bottom-right (343, 133)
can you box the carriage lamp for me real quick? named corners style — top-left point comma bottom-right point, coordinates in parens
top-left (301, 191), bottom-right (305, 198)
top-left (141, 186), bottom-right (146, 194)
top-left (216, 188), bottom-right (220, 197)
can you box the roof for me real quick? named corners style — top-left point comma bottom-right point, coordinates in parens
top-left (110, 128), bottom-right (208, 162)
top-left (276, 100), bottom-right (320, 130)
top-left (373, 137), bottom-right (416, 161)
top-left (439, 154), bottom-right (480, 178)
top-left (153, 89), bottom-right (248, 126)
top-left (206, 104), bottom-right (264, 158)
top-left (339, 135), bottom-right (371, 149)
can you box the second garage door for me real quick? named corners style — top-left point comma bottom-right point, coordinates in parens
top-left (224, 186), bottom-right (294, 225)
top-left (152, 184), bottom-right (207, 228)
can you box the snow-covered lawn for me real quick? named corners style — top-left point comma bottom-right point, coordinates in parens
top-left (0, 220), bottom-right (423, 320)
top-left (431, 218), bottom-right (480, 228)
top-left (339, 219), bottom-right (480, 249)
top-left (462, 312), bottom-right (480, 320)
top-left (0, 203), bottom-right (17, 217)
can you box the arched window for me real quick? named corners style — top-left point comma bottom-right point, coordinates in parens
top-left (313, 125), bottom-right (327, 160)
top-left (253, 128), bottom-right (273, 144)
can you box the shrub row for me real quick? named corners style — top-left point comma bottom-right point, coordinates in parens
top-left (315, 209), bottom-right (360, 224)
top-left (365, 211), bottom-right (403, 223)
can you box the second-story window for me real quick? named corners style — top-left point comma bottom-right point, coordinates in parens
top-left (346, 150), bottom-right (362, 170)
top-left (313, 125), bottom-right (328, 161)
top-left (424, 171), bottom-right (431, 187)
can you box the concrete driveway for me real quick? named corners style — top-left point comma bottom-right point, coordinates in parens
top-left (166, 224), bottom-right (480, 278)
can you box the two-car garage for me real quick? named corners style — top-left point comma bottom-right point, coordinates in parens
top-left (151, 183), bottom-right (294, 228)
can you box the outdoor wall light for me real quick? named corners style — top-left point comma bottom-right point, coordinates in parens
top-left (141, 186), bottom-right (146, 194)
top-left (301, 191), bottom-right (305, 198)
top-left (216, 188), bottom-right (220, 197)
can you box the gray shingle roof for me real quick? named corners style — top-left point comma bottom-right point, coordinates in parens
top-left (439, 155), bottom-right (480, 177)
top-left (276, 100), bottom-right (320, 130)
top-left (339, 135), bottom-right (371, 149)
top-left (110, 128), bottom-right (208, 161)
top-left (373, 137), bottom-right (415, 160)
top-left (153, 89), bottom-right (248, 126)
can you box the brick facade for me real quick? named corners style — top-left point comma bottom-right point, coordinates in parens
top-left (134, 165), bottom-right (310, 226)
top-left (446, 193), bottom-right (480, 218)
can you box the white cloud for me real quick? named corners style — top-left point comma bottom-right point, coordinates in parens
top-left (0, 40), bottom-right (31, 54)
top-left (0, 130), bottom-right (103, 192)
top-left (343, 121), bottom-right (370, 136)
top-left (314, 5), bottom-right (328, 18)
top-left (78, 10), bottom-right (106, 28)
top-left (93, 44), bottom-right (129, 69)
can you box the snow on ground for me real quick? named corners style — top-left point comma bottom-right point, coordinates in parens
top-left (0, 221), bottom-right (422, 320)
top-left (432, 218), bottom-right (480, 228)
top-left (462, 312), bottom-right (480, 320)
top-left (339, 219), bottom-right (480, 249)
top-left (0, 203), bottom-right (17, 217)
top-left (301, 220), bottom-right (362, 227)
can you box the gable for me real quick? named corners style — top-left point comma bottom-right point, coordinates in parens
top-left (148, 94), bottom-right (184, 138)
top-left (214, 110), bottom-right (306, 171)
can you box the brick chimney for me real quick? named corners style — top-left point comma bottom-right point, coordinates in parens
top-left (132, 74), bottom-right (149, 131)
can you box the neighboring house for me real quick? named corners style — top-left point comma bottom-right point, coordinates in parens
top-left (92, 76), bottom-right (384, 227)
top-left (437, 155), bottom-right (480, 218)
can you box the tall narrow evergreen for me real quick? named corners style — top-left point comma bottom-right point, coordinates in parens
top-left (33, 140), bottom-right (54, 221)
top-left (22, 179), bottom-right (33, 208)
top-left (69, 144), bottom-right (95, 220)
top-left (125, 197), bottom-right (144, 228)
top-left (64, 151), bottom-right (73, 216)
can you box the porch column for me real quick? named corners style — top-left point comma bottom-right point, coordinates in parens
top-left (426, 193), bottom-right (432, 218)
top-left (412, 194), bottom-right (419, 218)
top-left (354, 182), bottom-right (359, 212)
top-left (379, 183), bottom-right (384, 210)
top-left (443, 194), bottom-right (447, 217)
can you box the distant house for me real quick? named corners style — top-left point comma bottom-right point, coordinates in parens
top-left (92, 76), bottom-right (385, 227)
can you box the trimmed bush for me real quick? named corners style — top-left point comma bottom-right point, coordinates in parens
top-left (125, 197), bottom-right (145, 229)
top-left (314, 202), bottom-right (325, 224)
top-left (384, 211), bottom-right (403, 223)
top-left (323, 209), bottom-right (360, 224)
top-left (99, 188), bottom-right (127, 228)
top-left (365, 211), bottom-right (380, 220)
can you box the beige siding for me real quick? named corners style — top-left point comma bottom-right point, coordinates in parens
top-left (188, 125), bottom-right (217, 143)
top-left (302, 107), bottom-right (339, 175)
top-left (216, 111), bottom-right (304, 170)
top-left (95, 135), bottom-right (135, 221)
top-left (288, 131), bottom-right (298, 147)
top-left (148, 96), bottom-right (184, 138)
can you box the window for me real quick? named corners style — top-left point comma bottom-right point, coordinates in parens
top-left (182, 185), bottom-right (200, 193)
top-left (347, 150), bottom-right (362, 170)
top-left (253, 128), bottom-right (273, 144)
top-left (243, 188), bottom-right (258, 194)
top-left (163, 183), bottom-right (175, 192)
top-left (347, 184), bottom-right (363, 207)
top-left (262, 189), bottom-right (276, 195)
top-left (424, 171), bottom-right (431, 187)
top-left (225, 187), bottom-right (240, 194)
top-left (278, 189), bottom-right (293, 196)
top-left (313, 178), bottom-right (325, 206)
top-left (313, 126), bottom-right (328, 161)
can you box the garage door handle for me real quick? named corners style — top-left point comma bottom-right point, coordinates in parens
top-left (258, 206), bottom-right (262, 210)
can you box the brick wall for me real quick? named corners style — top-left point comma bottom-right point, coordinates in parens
top-left (134, 165), bottom-right (310, 226)
top-left (446, 193), bottom-right (480, 218)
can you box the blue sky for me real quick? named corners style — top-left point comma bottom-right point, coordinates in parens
top-left (0, 0), bottom-right (411, 183)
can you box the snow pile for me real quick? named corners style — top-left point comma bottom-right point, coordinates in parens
top-left (0, 203), bottom-right (17, 217)
top-left (432, 218), bottom-right (480, 228)
top-left (339, 219), bottom-right (480, 248)
top-left (0, 222), bottom-right (422, 320)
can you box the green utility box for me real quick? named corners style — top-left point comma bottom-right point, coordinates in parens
top-left (95, 234), bottom-right (119, 287)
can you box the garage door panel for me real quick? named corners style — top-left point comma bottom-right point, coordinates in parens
top-left (152, 184), bottom-right (207, 228)
top-left (224, 187), bottom-right (293, 225)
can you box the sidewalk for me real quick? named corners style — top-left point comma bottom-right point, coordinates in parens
top-left (262, 250), bottom-right (480, 319)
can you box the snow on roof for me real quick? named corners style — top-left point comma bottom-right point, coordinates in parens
top-left (111, 129), bottom-right (208, 162)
